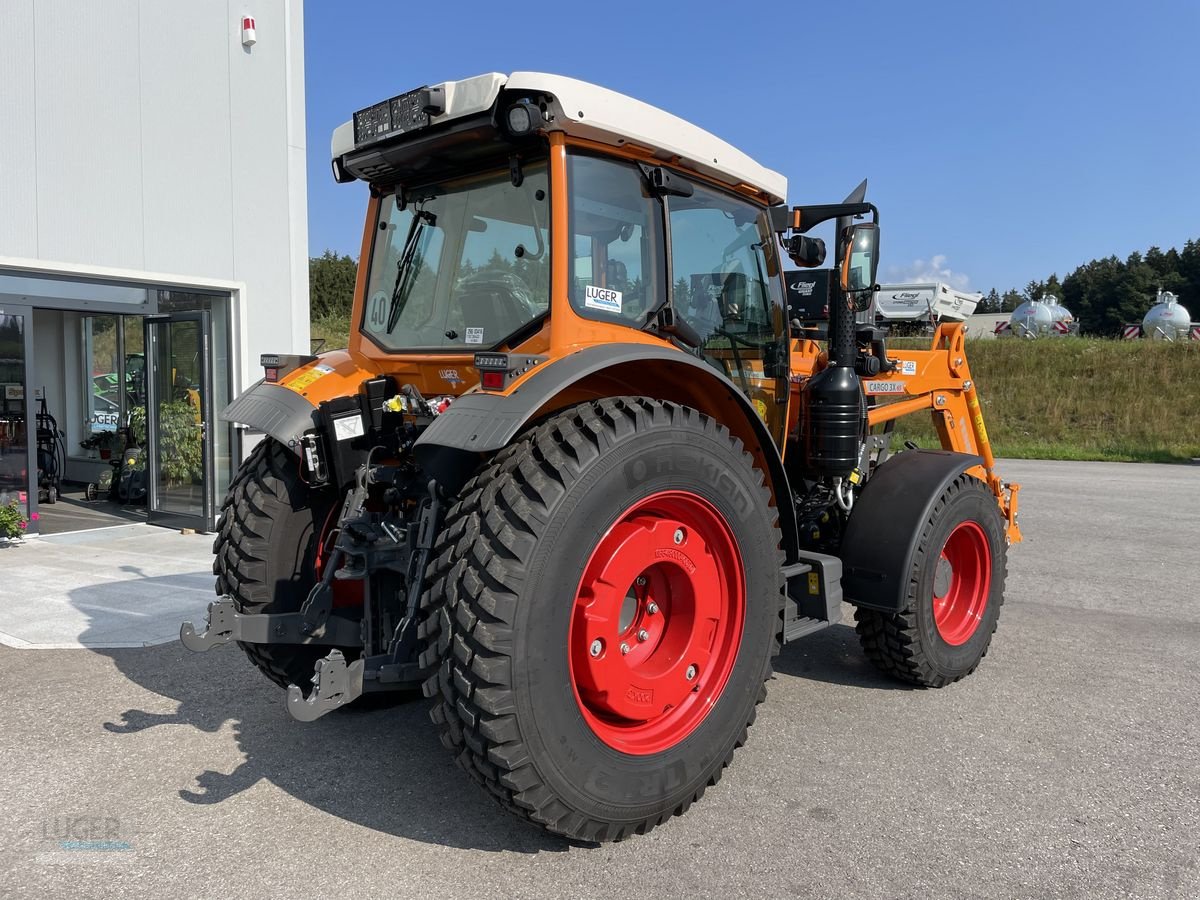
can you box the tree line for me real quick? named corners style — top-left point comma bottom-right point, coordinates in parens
top-left (976, 238), bottom-right (1200, 335)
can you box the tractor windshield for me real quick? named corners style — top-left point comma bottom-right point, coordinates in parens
top-left (361, 161), bottom-right (551, 352)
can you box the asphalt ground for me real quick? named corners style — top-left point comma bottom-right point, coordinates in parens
top-left (1, 459), bottom-right (1197, 899)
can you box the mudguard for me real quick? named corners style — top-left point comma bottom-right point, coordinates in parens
top-left (840, 449), bottom-right (983, 613)
top-left (220, 380), bottom-right (319, 452)
top-left (414, 342), bottom-right (802, 562)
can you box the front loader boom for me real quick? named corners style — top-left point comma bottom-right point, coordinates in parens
top-left (789, 321), bottom-right (1021, 544)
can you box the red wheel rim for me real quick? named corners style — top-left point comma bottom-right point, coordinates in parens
top-left (568, 490), bottom-right (746, 755)
top-left (931, 520), bottom-right (991, 645)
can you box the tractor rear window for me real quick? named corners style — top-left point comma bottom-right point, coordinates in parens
top-left (361, 162), bottom-right (550, 352)
top-left (567, 155), bottom-right (664, 326)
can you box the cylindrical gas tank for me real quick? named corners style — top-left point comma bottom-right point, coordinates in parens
top-left (1045, 295), bottom-right (1075, 329)
top-left (1143, 291), bottom-right (1192, 341)
top-left (1009, 299), bottom-right (1055, 337)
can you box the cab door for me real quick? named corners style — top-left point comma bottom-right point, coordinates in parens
top-left (666, 183), bottom-right (789, 445)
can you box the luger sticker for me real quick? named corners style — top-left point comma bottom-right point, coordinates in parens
top-left (584, 285), bottom-right (622, 314)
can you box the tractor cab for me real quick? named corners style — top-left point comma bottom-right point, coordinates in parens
top-left (329, 72), bottom-right (792, 442)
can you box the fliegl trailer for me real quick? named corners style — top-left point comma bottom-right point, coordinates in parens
top-left (181, 72), bottom-right (1022, 841)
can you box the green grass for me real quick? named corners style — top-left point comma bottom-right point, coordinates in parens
top-left (310, 314), bottom-right (351, 352)
top-left (888, 337), bottom-right (1200, 463)
top-left (306, 316), bottom-right (1200, 463)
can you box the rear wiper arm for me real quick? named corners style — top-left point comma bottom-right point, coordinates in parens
top-left (386, 208), bottom-right (436, 334)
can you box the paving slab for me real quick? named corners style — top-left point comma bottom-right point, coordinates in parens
top-left (0, 524), bottom-right (213, 649)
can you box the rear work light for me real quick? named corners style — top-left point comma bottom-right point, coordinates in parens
top-left (473, 352), bottom-right (548, 392)
top-left (260, 353), bottom-right (316, 384)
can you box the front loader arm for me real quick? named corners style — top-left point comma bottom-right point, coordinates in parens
top-left (868, 323), bottom-right (1020, 544)
top-left (790, 322), bottom-right (1021, 543)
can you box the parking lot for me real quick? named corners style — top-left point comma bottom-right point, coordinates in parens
top-left (1, 458), bottom-right (1197, 899)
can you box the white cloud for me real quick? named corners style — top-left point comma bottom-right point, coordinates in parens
top-left (885, 254), bottom-right (972, 291)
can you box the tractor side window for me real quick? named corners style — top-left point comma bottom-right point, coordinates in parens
top-left (668, 184), bottom-right (787, 437)
top-left (568, 155), bottom-right (663, 326)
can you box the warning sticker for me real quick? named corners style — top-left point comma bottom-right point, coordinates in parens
top-left (284, 363), bottom-right (335, 393)
top-left (465, 327), bottom-right (484, 344)
top-left (901, 360), bottom-right (917, 375)
top-left (333, 414), bottom-right (365, 442)
top-left (864, 380), bottom-right (907, 395)
top-left (584, 285), bottom-right (622, 314)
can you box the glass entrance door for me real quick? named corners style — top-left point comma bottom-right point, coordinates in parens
top-left (144, 312), bottom-right (213, 531)
top-left (0, 307), bottom-right (34, 533)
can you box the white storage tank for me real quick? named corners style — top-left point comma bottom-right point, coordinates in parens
top-left (1008, 295), bottom-right (1075, 337)
top-left (1142, 290), bottom-right (1192, 341)
top-left (1009, 299), bottom-right (1056, 337)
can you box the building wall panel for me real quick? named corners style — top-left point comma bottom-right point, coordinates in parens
top-left (0, 0), bottom-right (41, 258)
top-left (139, 0), bottom-right (235, 279)
top-left (34, 0), bottom-right (146, 269)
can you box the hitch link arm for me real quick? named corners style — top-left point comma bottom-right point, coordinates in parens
top-left (179, 598), bottom-right (362, 652)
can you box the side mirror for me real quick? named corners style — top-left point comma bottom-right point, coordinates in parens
top-left (839, 223), bottom-right (880, 292)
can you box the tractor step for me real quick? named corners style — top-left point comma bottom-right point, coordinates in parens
top-left (286, 650), bottom-right (365, 722)
top-left (179, 598), bottom-right (362, 652)
top-left (781, 551), bottom-right (843, 644)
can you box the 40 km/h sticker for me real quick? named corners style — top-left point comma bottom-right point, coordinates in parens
top-left (864, 380), bottom-right (907, 395)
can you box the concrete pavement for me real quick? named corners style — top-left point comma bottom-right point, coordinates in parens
top-left (0, 459), bottom-right (1197, 899)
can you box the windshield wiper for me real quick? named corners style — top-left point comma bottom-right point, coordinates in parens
top-left (386, 208), bottom-right (436, 334)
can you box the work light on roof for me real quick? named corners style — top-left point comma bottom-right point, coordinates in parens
top-left (504, 100), bottom-right (537, 136)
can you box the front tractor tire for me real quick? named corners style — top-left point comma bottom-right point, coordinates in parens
top-left (419, 398), bottom-right (785, 841)
top-left (212, 438), bottom-right (352, 691)
top-left (854, 474), bottom-right (1007, 687)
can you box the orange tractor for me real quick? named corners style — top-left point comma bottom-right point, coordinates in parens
top-left (181, 72), bottom-right (1021, 841)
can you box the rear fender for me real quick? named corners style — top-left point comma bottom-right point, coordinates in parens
top-left (840, 449), bottom-right (983, 612)
top-left (414, 343), bottom-right (801, 563)
top-left (220, 350), bottom-right (381, 456)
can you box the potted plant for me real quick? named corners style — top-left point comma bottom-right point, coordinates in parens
top-left (79, 433), bottom-right (103, 459)
top-left (103, 430), bottom-right (125, 460)
top-left (0, 499), bottom-right (29, 542)
top-left (156, 401), bottom-right (202, 486)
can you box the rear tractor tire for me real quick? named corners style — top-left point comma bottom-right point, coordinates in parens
top-left (212, 438), bottom-right (356, 691)
top-left (854, 474), bottom-right (1007, 687)
top-left (419, 397), bottom-right (786, 841)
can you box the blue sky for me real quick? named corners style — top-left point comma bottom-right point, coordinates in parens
top-left (303, 0), bottom-right (1198, 295)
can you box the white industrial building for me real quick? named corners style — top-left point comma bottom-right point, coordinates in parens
top-left (0, 0), bottom-right (308, 535)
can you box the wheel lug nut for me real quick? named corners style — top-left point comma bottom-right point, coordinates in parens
top-left (637, 629), bottom-right (649, 642)
top-left (646, 602), bottom-right (659, 615)
top-left (685, 664), bottom-right (698, 681)
top-left (620, 642), bottom-right (631, 656)
top-left (673, 528), bottom-right (685, 545)
top-left (589, 639), bottom-right (603, 657)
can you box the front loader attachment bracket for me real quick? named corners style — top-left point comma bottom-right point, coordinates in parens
top-left (286, 650), bottom-right (365, 722)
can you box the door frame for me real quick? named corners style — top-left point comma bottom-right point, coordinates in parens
top-left (0, 303), bottom-right (37, 534)
top-left (144, 311), bottom-right (215, 532)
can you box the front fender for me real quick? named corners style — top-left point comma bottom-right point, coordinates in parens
top-left (840, 449), bottom-right (983, 612)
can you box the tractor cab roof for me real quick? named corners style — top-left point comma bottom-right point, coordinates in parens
top-left (331, 71), bottom-right (787, 205)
